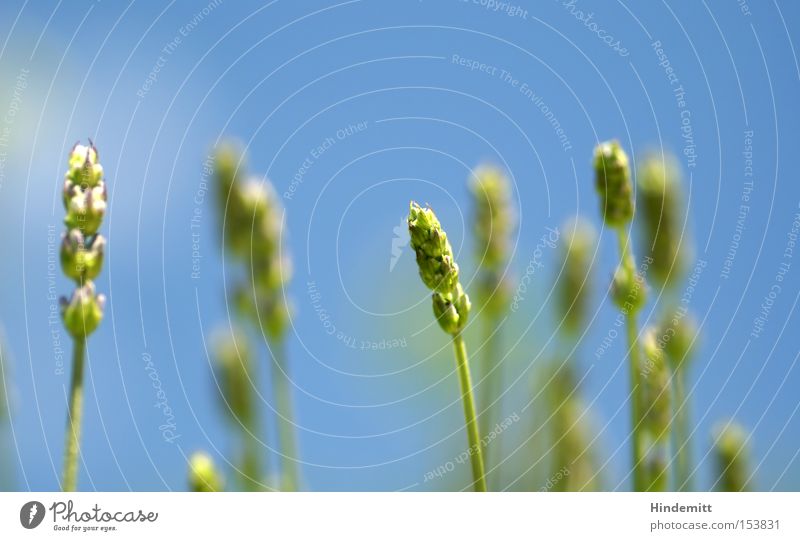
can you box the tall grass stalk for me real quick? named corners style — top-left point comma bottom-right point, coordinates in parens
top-left (637, 152), bottom-right (695, 491)
top-left (469, 165), bottom-right (515, 487)
top-left (546, 217), bottom-right (599, 491)
top-left (271, 339), bottom-right (299, 491)
top-left (641, 329), bottom-right (671, 491)
top-left (212, 327), bottom-right (264, 490)
top-left (408, 202), bottom-right (486, 491)
top-left (215, 143), bottom-right (299, 490)
top-left (594, 141), bottom-right (647, 491)
top-left (453, 333), bottom-right (486, 492)
top-left (59, 142), bottom-right (107, 491)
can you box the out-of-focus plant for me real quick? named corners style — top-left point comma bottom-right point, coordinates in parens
top-left (593, 140), bottom-right (647, 490)
top-left (0, 330), bottom-right (13, 490)
top-left (214, 143), bottom-right (299, 491)
top-left (469, 165), bottom-right (515, 487)
top-left (188, 451), bottom-right (224, 492)
top-left (543, 217), bottom-right (600, 491)
top-left (543, 363), bottom-right (600, 491)
top-left (637, 152), bottom-right (698, 490)
top-left (212, 327), bottom-right (261, 490)
top-left (59, 142), bottom-right (107, 492)
top-left (640, 329), bottom-right (672, 491)
top-left (408, 202), bottom-right (485, 491)
top-left (713, 421), bottom-right (752, 491)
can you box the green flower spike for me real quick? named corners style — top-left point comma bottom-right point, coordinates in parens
top-left (611, 263), bottom-right (647, 313)
top-left (212, 328), bottom-right (255, 427)
top-left (593, 140), bottom-right (647, 491)
top-left (470, 165), bottom-right (515, 273)
top-left (60, 283), bottom-right (105, 340)
top-left (60, 141), bottom-right (108, 493)
top-left (407, 201), bottom-right (485, 492)
top-left (637, 153), bottom-right (687, 288)
top-left (469, 166), bottom-right (515, 487)
top-left (60, 230), bottom-right (105, 282)
top-left (713, 421), bottom-right (752, 491)
top-left (67, 142), bottom-right (104, 188)
top-left (64, 183), bottom-right (107, 235)
top-left (558, 217), bottom-right (596, 335)
top-left (188, 451), bottom-right (224, 492)
top-left (594, 140), bottom-right (634, 228)
top-left (213, 143), bottom-right (300, 492)
top-left (432, 283), bottom-right (471, 336)
top-left (663, 313), bottom-right (698, 372)
top-left (408, 201), bottom-right (460, 294)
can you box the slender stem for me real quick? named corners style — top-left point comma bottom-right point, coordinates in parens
top-left (674, 369), bottom-right (691, 491)
top-left (240, 426), bottom-right (262, 491)
top-left (272, 339), bottom-right (299, 491)
top-left (62, 337), bottom-right (85, 492)
top-left (617, 230), bottom-right (644, 491)
top-left (480, 322), bottom-right (501, 489)
top-left (452, 333), bottom-right (487, 492)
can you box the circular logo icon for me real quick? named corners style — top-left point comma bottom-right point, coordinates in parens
top-left (20, 501), bottom-right (45, 529)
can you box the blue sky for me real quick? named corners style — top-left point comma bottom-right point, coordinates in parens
top-left (1, 0), bottom-right (799, 491)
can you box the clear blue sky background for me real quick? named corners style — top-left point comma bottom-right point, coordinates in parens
top-left (1, 0), bottom-right (799, 491)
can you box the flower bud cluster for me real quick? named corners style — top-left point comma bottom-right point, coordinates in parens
top-left (214, 145), bottom-right (292, 340)
top-left (408, 202), bottom-right (470, 335)
top-left (594, 140), bottom-right (634, 228)
top-left (60, 142), bottom-right (106, 339)
top-left (470, 166), bottom-right (515, 318)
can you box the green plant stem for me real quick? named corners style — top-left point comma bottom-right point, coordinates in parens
top-left (62, 337), bottom-right (85, 492)
top-left (272, 339), bottom-right (299, 491)
top-left (452, 333), bottom-right (487, 492)
top-left (674, 369), bottom-right (691, 491)
top-left (481, 325), bottom-right (501, 489)
top-left (618, 231), bottom-right (644, 492)
top-left (240, 426), bottom-right (262, 491)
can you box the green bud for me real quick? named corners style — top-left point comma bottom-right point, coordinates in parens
top-left (713, 420), bottom-right (751, 491)
top-left (212, 327), bottom-right (254, 426)
top-left (66, 142), bottom-right (104, 188)
top-left (637, 153), bottom-right (688, 288)
top-left (557, 217), bottom-right (596, 335)
top-left (60, 282), bottom-right (105, 339)
top-left (432, 283), bottom-right (471, 335)
top-left (408, 201), bottom-right (459, 294)
top-left (64, 183), bottom-right (107, 235)
top-left (594, 140), bottom-right (634, 227)
top-left (188, 451), bottom-right (223, 492)
top-left (469, 165), bottom-right (515, 272)
top-left (60, 230), bottom-right (105, 282)
top-left (611, 264), bottom-right (646, 313)
top-left (663, 312), bottom-right (698, 371)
